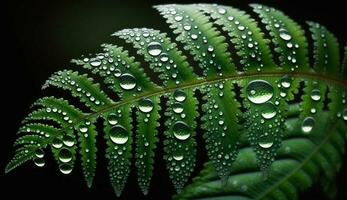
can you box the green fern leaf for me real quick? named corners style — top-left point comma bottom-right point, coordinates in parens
top-left (5, 3), bottom-right (347, 199)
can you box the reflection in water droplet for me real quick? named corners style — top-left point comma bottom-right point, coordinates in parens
top-left (52, 138), bottom-right (63, 149)
top-left (246, 80), bottom-right (274, 104)
top-left (280, 75), bottom-right (291, 88)
top-left (58, 148), bottom-right (73, 163)
top-left (90, 59), bottom-right (101, 67)
top-left (279, 28), bottom-right (292, 41)
top-left (34, 158), bottom-right (45, 167)
top-left (119, 73), bottom-right (137, 90)
top-left (261, 102), bottom-right (277, 119)
top-left (172, 102), bottom-right (184, 114)
top-left (35, 148), bottom-right (44, 158)
top-left (147, 42), bottom-right (162, 56)
top-left (63, 135), bottom-right (75, 147)
top-left (59, 164), bottom-right (73, 174)
top-left (173, 153), bottom-right (184, 161)
top-left (302, 117), bottom-right (315, 133)
top-left (79, 124), bottom-right (88, 133)
top-left (174, 90), bottom-right (186, 102)
top-left (173, 121), bottom-right (190, 140)
top-left (109, 125), bottom-right (129, 144)
top-left (108, 113), bottom-right (118, 125)
top-left (258, 135), bottom-right (274, 148)
top-left (160, 53), bottom-right (169, 62)
top-left (139, 99), bottom-right (154, 113)
top-left (310, 89), bottom-right (321, 101)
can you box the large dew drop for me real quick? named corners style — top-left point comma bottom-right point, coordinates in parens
top-left (109, 125), bottom-right (129, 144)
top-left (34, 158), bottom-right (45, 167)
top-left (174, 90), bottom-right (187, 102)
top-left (139, 98), bottom-right (154, 113)
top-left (35, 148), bottom-right (44, 158)
top-left (302, 117), bottom-right (315, 133)
top-left (258, 135), bottom-right (274, 148)
top-left (63, 135), bottom-right (75, 147)
top-left (119, 73), bottom-right (137, 90)
top-left (79, 124), bottom-right (88, 133)
top-left (246, 80), bottom-right (274, 104)
top-left (59, 164), bottom-right (73, 174)
top-left (172, 102), bottom-right (184, 114)
top-left (107, 113), bottom-right (118, 125)
top-left (310, 89), bottom-right (321, 101)
top-left (173, 121), bottom-right (191, 140)
top-left (279, 28), bottom-right (292, 41)
top-left (261, 102), bottom-right (277, 119)
top-left (58, 148), bottom-right (73, 163)
top-left (147, 42), bottom-right (162, 56)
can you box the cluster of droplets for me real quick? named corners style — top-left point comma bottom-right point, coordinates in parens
top-left (337, 92), bottom-right (347, 121)
top-left (253, 5), bottom-right (300, 71)
top-left (51, 133), bottom-right (75, 174)
top-left (158, 5), bottom-right (224, 76)
top-left (44, 71), bottom-right (103, 106)
top-left (107, 111), bottom-right (129, 146)
top-left (45, 106), bottom-right (73, 124)
top-left (204, 5), bottom-right (265, 71)
top-left (245, 78), bottom-right (287, 170)
top-left (301, 82), bottom-right (322, 134)
top-left (312, 23), bottom-right (330, 68)
top-left (116, 28), bottom-right (182, 85)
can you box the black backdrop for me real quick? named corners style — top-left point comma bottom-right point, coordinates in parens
top-left (2, 0), bottom-right (347, 199)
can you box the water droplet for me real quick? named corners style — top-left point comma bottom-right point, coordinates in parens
top-left (218, 7), bottom-right (227, 15)
top-left (79, 124), bottom-right (88, 133)
top-left (59, 164), bottom-right (73, 174)
top-left (109, 125), bottom-right (129, 144)
top-left (343, 109), bottom-right (347, 121)
top-left (183, 24), bottom-right (191, 31)
top-left (160, 53), bottom-right (169, 62)
top-left (261, 102), bottom-right (277, 119)
top-left (34, 149), bottom-right (44, 159)
top-left (246, 80), bottom-right (274, 104)
top-left (58, 148), bottom-right (73, 163)
top-left (139, 98), bottom-right (154, 113)
top-left (173, 153), bottom-right (184, 161)
top-left (52, 138), bottom-right (63, 149)
top-left (172, 102), bottom-right (184, 114)
top-left (174, 15), bottom-right (183, 22)
top-left (174, 90), bottom-right (186, 102)
top-left (147, 42), bottom-right (162, 56)
top-left (258, 135), bottom-right (274, 148)
top-left (279, 28), bottom-right (292, 41)
top-left (280, 75), bottom-right (291, 88)
top-left (107, 113), bottom-right (118, 125)
top-left (311, 89), bottom-right (321, 101)
top-left (302, 117), bottom-right (315, 133)
top-left (173, 121), bottom-right (191, 140)
top-left (119, 73), bottom-right (137, 90)
top-left (191, 34), bottom-right (198, 40)
top-left (34, 158), bottom-right (45, 167)
top-left (63, 135), bottom-right (75, 147)
top-left (90, 59), bottom-right (101, 67)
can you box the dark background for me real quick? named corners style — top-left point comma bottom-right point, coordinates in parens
top-left (1, 0), bottom-right (346, 199)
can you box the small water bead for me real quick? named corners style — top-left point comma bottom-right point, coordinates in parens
top-left (160, 53), bottom-right (169, 62)
top-left (261, 102), bottom-right (277, 119)
top-left (139, 98), bottom-right (154, 113)
top-left (183, 24), bottom-right (191, 31)
top-left (310, 108), bottom-right (317, 114)
top-left (108, 113), bottom-right (118, 125)
top-left (258, 135), bottom-right (274, 148)
top-left (173, 121), bottom-right (191, 140)
top-left (280, 75), bottom-right (291, 88)
top-left (343, 109), bottom-right (347, 121)
top-left (172, 102), bottom-right (184, 114)
top-left (279, 28), bottom-right (292, 41)
top-left (35, 148), bottom-right (44, 158)
top-left (147, 42), bottom-right (162, 56)
top-left (302, 117), bottom-right (315, 133)
top-left (34, 158), bottom-right (45, 167)
top-left (207, 46), bottom-right (214, 52)
top-left (238, 25), bottom-right (245, 31)
top-left (52, 138), bottom-right (63, 149)
top-left (59, 164), bottom-right (73, 174)
top-left (174, 15), bottom-right (183, 21)
top-left (90, 59), bottom-right (101, 67)
top-left (173, 152), bottom-right (184, 161)
top-left (217, 7), bottom-right (227, 15)
top-left (63, 135), bottom-right (75, 147)
top-left (174, 90), bottom-right (187, 102)
top-left (119, 73), bottom-right (137, 90)
top-left (311, 89), bottom-right (321, 101)
top-left (227, 16), bottom-right (234, 21)
top-left (109, 125), bottom-right (129, 144)
top-left (58, 148), bottom-right (73, 163)
top-left (79, 124), bottom-right (88, 133)
top-left (191, 34), bottom-right (198, 40)
top-left (246, 80), bottom-right (274, 104)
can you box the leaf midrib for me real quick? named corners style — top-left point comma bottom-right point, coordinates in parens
top-left (62, 70), bottom-right (346, 130)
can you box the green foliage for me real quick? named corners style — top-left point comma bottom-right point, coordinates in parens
top-left (5, 3), bottom-right (347, 200)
